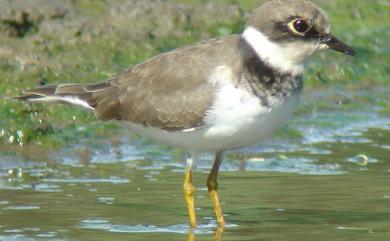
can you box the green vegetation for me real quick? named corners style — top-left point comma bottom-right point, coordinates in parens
top-left (0, 0), bottom-right (388, 149)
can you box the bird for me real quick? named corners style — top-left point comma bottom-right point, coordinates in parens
top-left (16, 0), bottom-right (355, 228)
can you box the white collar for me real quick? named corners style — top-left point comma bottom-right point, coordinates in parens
top-left (242, 26), bottom-right (306, 76)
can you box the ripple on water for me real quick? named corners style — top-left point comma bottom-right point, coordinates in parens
top-left (245, 157), bottom-right (345, 175)
top-left (295, 112), bottom-right (390, 145)
top-left (3, 206), bottom-right (40, 211)
top-left (42, 178), bottom-right (130, 184)
top-left (59, 139), bottom-right (146, 166)
top-left (3, 230), bottom-right (23, 233)
top-left (0, 155), bottom-right (48, 177)
top-left (80, 219), bottom-right (237, 234)
top-left (347, 154), bottom-right (378, 166)
top-left (29, 183), bottom-right (62, 193)
top-left (0, 184), bottom-right (23, 191)
top-left (97, 197), bottom-right (115, 205)
top-left (337, 226), bottom-right (373, 233)
top-left (35, 231), bottom-right (57, 238)
top-left (0, 235), bottom-right (65, 241)
top-left (382, 145), bottom-right (390, 150)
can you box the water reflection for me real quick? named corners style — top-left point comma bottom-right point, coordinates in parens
top-left (80, 219), bottom-right (226, 241)
top-left (80, 218), bottom-right (234, 235)
top-left (188, 226), bottom-right (224, 241)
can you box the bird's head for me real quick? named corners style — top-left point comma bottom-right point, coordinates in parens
top-left (243, 0), bottom-right (355, 74)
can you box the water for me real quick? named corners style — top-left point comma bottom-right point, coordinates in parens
top-left (0, 90), bottom-right (389, 241)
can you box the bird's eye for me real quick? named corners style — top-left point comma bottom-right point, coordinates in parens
top-left (293, 20), bottom-right (310, 32)
top-left (288, 19), bottom-right (311, 36)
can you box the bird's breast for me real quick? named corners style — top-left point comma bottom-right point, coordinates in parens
top-left (201, 82), bottom-right (301, 149)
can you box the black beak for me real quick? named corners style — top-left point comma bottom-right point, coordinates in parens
top-left (321, 34), bottom-right (356, 56)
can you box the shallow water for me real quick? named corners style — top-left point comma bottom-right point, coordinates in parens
top-left (0, 89), bottom-right (389, 241)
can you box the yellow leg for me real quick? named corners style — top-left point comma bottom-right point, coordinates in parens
top-left (207, 151), bottom-right (225, 227)
top-left (184, 155), bottom-right (197, 228)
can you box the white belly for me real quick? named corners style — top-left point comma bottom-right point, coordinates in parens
top-left (126, 83), bottom-right (300, 152)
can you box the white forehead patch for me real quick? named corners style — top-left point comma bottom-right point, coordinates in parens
top-left (325, 24), bottom-right (331, 34)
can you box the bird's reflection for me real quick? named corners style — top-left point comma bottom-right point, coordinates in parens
top-left (188, 226), bottom-right (224, 241)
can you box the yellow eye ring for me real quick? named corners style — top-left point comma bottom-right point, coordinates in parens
top-left (288, 19), bottom-right (311, 36)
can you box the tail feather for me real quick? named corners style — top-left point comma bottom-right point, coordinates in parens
top-left (15, 85), bottom-right (58, 101)
top-left (15, 82), bottom-right (113, 111)
top-left (16, 81), bottom-right (121, 120)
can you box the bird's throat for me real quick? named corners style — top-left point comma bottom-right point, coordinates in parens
top-left (242, 27), bottom-right (306, 76)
